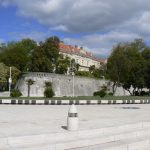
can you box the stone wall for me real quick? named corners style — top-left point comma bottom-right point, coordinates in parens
top-left (16, 72), bottom-right (106, 97)
top-left (16, 72), bottom-right (130, 97)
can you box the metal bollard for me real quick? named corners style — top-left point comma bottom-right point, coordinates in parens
top-left (67, 104), bottom-right (78, 131)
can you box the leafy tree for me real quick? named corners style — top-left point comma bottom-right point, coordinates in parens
top-left (107, 44), bottom-right (129, 93)
top-left (26, 79), bottom-right (35, 97)
top-left (0, 63), bottom-right (21, 91)
top-left (55, 55), bottom-right (70, 74)
top-left (142, 48), bottom-right (150, 92)
top-left (29, 46), bottom-right (53, 72)
top-left (0, 39), bottom-right (37, 71)
top-left (29, 36), bottom-right (60, 73)
top-left (43, 36), bottom-right (60, 63)
top-left (107, 39), bottom-right (149, 95)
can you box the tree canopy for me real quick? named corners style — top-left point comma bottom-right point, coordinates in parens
top-left (107, 39), bottom-right (150, 95)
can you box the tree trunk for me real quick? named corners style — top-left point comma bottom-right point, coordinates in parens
top-left (28, 85), bottom-right (30, 97)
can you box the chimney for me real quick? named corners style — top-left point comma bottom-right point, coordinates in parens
top-left (75, 45), bottom-right (78, 48)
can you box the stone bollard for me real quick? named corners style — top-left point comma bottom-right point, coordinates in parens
top-left (67, 104), bottom-right (78, 131)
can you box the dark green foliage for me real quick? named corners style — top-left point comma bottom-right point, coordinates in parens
top-left (29, 46), bottom-right (53, 72)
top-left (93, 89), bottom-right (107, 98)
top-left (93, 85), bottom-right (107, 97)
top-left (99, 89), bottom-right (107, 98)
top-left (29, 36), bottom-right (60, 72)
top-left (10, 89), bottom-right (22, 97)
top-left (44, 81), bottom-right (54, 98)
top-left (55, 55), bottom-right (70, 74)
top-left (75, 71), bottom-right (93, 77)
top-left (107, 38), bottom-right (150, 95)
top-left (44, 87), bottom-right (54, 98)
top-left (108, 92), bottom-right (113, 96)
top-left (93, 91), bottom-right (101, 96)
top-left (0, 39), bottom-right (37, 71)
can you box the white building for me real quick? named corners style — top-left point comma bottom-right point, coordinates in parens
top-left (59, 42), bottom-right (107, 71)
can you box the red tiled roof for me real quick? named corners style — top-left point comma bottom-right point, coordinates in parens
top-left (59, 43), bottom-right (107, 63)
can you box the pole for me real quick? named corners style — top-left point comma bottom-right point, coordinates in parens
top-left (9, 67), bottom-right (12, 97)
top-left (72, 71), bottom-right (75, 97)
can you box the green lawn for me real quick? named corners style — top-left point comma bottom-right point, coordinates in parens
top-left (0, 96), bottom-right (149, 100)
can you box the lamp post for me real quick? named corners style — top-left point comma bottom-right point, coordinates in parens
top-left (8, 67), bottom-right (12, 97)
top-left (72, 72), bottom-right (75, 97)
top-left (70, 59), bottom-right (76, 97)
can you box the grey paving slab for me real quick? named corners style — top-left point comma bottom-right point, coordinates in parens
top-left (0, 104), bottom-right (150, 138)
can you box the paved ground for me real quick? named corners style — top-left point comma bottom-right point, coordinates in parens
top-left (0, 104), bottom-right (150, 138)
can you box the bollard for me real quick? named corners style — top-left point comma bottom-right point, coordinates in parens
top-left (67, 104), bottom-right (78, 131)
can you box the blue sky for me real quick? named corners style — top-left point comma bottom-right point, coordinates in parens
top-left (0, 0), bottom-right (150, 58)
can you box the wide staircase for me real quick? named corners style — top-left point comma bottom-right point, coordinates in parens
top-left (1, 121), bottom-right (150, 150)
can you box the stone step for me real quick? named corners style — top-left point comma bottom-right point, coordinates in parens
top-left (68, 134), bottom-right (150, 150)
top-left (3, 128), bottom-right (150, 150)
top-left (1, 122), bottom-right (150, 150)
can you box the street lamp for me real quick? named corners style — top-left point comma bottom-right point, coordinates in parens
top-left (72, 72), bottom-right (75, 97)
top-left (8, 67), bottom-right (12, 97)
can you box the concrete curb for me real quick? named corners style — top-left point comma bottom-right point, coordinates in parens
top-left (0, 99), bottom-right (150, 105)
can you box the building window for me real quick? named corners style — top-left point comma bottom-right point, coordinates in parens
top-left (82, 60), bottom-right (84, 65)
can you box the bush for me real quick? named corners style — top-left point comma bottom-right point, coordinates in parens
top-left (10, 89), bottom-right (22, 97)
top-left (44, 87), bottom-right (54, 98)
top-left (93, 89), bottom-right (107, 98)
top-left (99, 89), bottom-right (107, 97)
top-left (108, 92), bottom-right (113, 96)
top-left (93, 91), bottom-right (101, 96)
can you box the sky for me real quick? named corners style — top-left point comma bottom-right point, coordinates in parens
top-left (0, 0), bottom-right (150, 58)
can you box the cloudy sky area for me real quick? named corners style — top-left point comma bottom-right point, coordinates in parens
top-left (0, 0), bottom-right (150, 57)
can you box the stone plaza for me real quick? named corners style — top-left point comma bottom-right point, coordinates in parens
top-left (0, 104), bottom-right (150, 149)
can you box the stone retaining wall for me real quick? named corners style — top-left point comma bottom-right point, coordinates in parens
top-left (16, 72), bottom-right (130, 97)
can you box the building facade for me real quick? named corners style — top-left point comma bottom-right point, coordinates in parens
top-left (59, 42), bottom-right (107, 71)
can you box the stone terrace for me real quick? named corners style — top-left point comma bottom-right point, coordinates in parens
top-left (1, 104), bottom-right (150, 149)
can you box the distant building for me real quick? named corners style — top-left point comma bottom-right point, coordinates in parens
top-left (59, 42), bottom-right (107, 71)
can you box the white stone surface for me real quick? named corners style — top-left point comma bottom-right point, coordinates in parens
top-left (1, 104), bottom-right (150, 149)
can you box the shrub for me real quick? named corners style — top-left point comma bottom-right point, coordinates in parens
top-left (10, 89), bottom-right (22, 97)
top-left (44, 81), bottom-right (54, 98)
top-left (99, 89), bottom-right (107, 97)
top-left (108, 92), bottom-right (113, 96)
top-left (93, 91), bottom-right (101, 96)
top-left (93, 89), bottom-right (107, 97)
top-left (44, 87), bottom-right (54, 98)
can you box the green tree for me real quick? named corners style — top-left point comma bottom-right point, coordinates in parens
top-left (26, 79), bottom-right (35, 97)
top-left (29, 46), bottom-right (53, 72)
top-left (0, 39), bottom-right (37, 71)
top-left (29, 36), bottom-right (60, 72)
top-left (55, 55), bottom-right (70, 74)
top-left (107, 39), bottom-right (148, 95)
top-left (107, 44), bottom-right (129, 94)
top-left (142, 48), bottom-right (150, 92)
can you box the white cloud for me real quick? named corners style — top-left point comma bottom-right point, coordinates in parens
top-left (1, 0), bottom-right (150, 33)
top-left (63, 31), bottom-right (141, 57)
top-left (1, 0), bottom-right (150, 56)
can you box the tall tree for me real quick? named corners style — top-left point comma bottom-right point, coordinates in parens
top-left (107, 39), bottom-right (148, 95)
top-left (0, 39), bottom-right (37, 71)
top-left (107, 44), bottom-right (129, 93)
